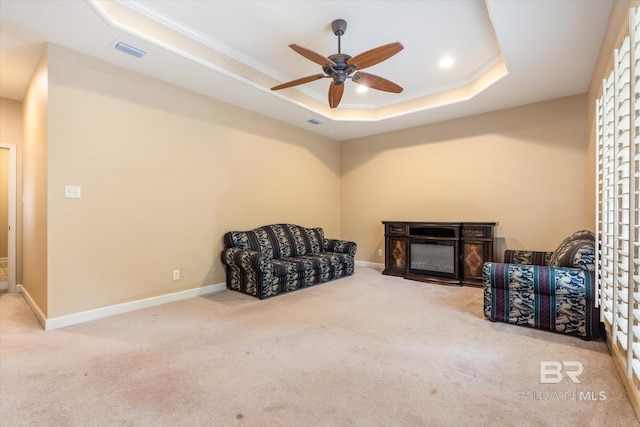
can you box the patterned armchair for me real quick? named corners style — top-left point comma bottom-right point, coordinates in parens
top-left (221, 224), bottom-right (357, 299)
top-left (483, 230), bottom-right (599, 339)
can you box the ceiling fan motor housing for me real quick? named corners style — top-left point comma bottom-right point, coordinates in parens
top-left (324, 53), bottom-right (355, 84)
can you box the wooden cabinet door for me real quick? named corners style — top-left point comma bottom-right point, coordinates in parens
top-left (384, 237), bottom-right (407, 276)
top-left (461, 225), bottom-right (495, 286)
top-left (462, 241), bottom-right (486, 280)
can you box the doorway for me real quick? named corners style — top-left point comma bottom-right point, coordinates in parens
top-left (0, 144), bottom-right (16, 293)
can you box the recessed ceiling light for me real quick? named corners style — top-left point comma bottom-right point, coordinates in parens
top-left (356, 85), bottom-right (369, 93)
top-left (439, 56), bottom-right (454, 69)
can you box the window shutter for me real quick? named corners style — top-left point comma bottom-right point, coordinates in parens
top-left (597, 5), bottom-right (640, 389)
top-left (599, 69), bottom-right (617, 327)
top-left (631, 6), bottom-right (640, 381)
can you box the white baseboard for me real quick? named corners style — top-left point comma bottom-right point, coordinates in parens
top-left (19, 282), bottom-right (227, 330)
top-left (607, 335), bottom-right (640, 421)
top-left (355, 260), bottom-right (384, 271)
top-left (18, 263), bottom-right (380, 330)
top-left (17, 284), bottom-right (46, 329)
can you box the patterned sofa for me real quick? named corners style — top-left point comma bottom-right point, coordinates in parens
top-left (221, 224), bottom-right (357, 299)
top-left (483, 230), bottom-right (599, 339)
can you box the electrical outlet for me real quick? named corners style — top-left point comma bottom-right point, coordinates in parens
top-left (378, 248), bottom-right (383, 256)
top-left (64, 185), bottom-right (81, 199)
top-left (172, 270), bottom-right (180, 281)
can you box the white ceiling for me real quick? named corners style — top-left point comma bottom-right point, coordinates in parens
top-left (0, 0), bottom-right (613, 141)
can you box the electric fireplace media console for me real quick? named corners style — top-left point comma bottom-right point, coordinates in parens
top-left (382, 221), bottom-right (497, 287)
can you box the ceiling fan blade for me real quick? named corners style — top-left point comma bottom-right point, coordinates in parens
top-left (271, 74), bottom-right (325, 90)
top-left (328, 81), bottom-right (345, 109)
top-left (353, 72), bottom-right (403, 93)
top-left (347, 42), bottom-right (404, 70)
top-left (289, 44), bottom-right (337, 67)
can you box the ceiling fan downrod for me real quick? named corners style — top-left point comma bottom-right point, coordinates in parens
top-left (326, 19), bottom-right (353, 85)
top-left (332, 19), bottom-right (347, 54)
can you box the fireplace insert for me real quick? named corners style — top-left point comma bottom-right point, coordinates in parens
top-left (409, 239), bottom-right (458, 279)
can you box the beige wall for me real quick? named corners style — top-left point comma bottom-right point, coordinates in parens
top-left (22, 47), bottom-right (49, 315)
top-left (44, 44), bottom-right (340, 318)
top-left (341, 94), bottom-right (590, 263)
top-left (0, 98), bottom-right (23, 282)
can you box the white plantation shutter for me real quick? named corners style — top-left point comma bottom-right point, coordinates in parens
top-left (597, 5), bottom-right (640, 393)
top-left (599, 69), bottom-right (616, 327)
top-left (595, 95), bottom-right (604, 310)
top-left (632, 6), bottom-right (640, 381)
top-left (616, 35), bottom-right (631, 353)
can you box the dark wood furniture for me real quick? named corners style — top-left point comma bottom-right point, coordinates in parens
top-left (382, 221), bottom-right (496, 287)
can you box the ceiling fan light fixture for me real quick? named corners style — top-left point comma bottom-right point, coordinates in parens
top-left (356, 85), bottom-right (369, 93)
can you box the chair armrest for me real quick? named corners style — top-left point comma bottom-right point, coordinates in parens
top-left (503, 250), bottom-right (553, 266)
top-left (324, 239), bottom-right (357, 257)
top-left (483, 262), bottom-right (594, 296)
top-left (482, 262), bottom-right (599, 339)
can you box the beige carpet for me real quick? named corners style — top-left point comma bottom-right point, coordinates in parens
top-left (1, 267), bottom-right (638, 426)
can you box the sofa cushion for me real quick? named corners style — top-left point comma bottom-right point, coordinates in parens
top-left (548, 230), bottom-right (595, 271)
top-left (223, 224), bottom-right (325, 259)
top-left (269, 224), bottom-right (325, 258)
top-left (274, 253), bottom-right (351, 278)
top-left (274, 257), bottom-right (314, 275)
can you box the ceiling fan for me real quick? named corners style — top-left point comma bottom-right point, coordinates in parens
top-left (271, 19), bottom-right (404, 109)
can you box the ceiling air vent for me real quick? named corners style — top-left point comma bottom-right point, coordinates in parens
top-left (308, 118), bottom-right (322, 125)
top-left (114, 41), bottom-right (147, 58)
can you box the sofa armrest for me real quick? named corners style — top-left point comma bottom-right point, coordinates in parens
top-left (221, 247), bottom-right (276, 299)
top-left (222, 247), bottom-right (272, 274)
top-left (324, 239), bottom-right (357, 257)
top-left (503, 250), bottom-right (553, 266)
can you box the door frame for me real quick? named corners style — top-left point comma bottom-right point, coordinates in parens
top-left (1, 143), bottom-right (16, 293)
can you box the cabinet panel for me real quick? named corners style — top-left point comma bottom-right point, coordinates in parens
top-left (461, 242), bottom-right (491, 285)
top-left (461, 224), bottom-right (495, 286)
top-left (384, 236), bottom-right (407, 276)
top-left (390, 237), bottom-right (407, 269)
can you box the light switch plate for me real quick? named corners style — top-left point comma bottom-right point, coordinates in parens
top-left (64, 185), bottom-right (81, 199)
